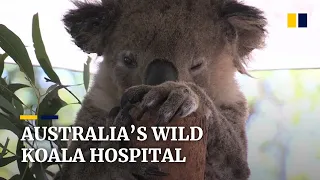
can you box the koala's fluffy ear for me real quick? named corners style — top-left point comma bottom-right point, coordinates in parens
top-left (63, 1), bottom-right (121, 55)
top-left (219, 0), bottom-right (267, 74)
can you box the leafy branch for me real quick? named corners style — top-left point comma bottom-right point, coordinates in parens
top-left (0, 13), bottom-right (92, 180)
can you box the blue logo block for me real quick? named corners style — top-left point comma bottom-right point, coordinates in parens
top-left (41, 115), bottom-right (59, 120)
top-left (298, 13), bottom-right (307, 28)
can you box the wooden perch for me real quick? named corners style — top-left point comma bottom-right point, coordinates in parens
top-left (130, 110), bottom-right (208, 180)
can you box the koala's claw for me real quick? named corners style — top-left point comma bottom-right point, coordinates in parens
top-left (108, 106), bottom-right (121, 118)
top-left (121, 82), bottom-right (200, 125)
top-left (121, 85), bottom-right (151, 108)
top-left (112, 104), bottom-right (135, 127)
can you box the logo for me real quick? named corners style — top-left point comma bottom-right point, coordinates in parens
top-left (20, 115), bottom-right (58, 120)
top-left (287, 13), bottom-right (307, 28)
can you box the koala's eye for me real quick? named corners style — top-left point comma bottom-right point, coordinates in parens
top-left (190, 62), bottom-right (203, 72)
top-left (123, 55), bottom-right (137, 68)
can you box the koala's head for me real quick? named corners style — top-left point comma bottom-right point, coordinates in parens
top-left (63, 0), bottom-right (266, 104)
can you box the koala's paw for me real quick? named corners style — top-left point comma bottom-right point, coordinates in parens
top-left (109, 105), bottom-right (136, 127)
top-left (120, 81), bottom-right (208, 125)
top-left (97, 105), bottom-right (137, 150)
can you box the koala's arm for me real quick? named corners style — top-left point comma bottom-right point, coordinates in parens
top-left (187, 83), bottom-right (250, 180)
top-left (116, 81), bottom-right (249, 180)
top-left (54, 98), bottom-right (124, 180)
top-left (54, 98), bottom-right (167, 180)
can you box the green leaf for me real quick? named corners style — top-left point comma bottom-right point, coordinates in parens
top-left (0, 24), bottom-right (35, 84)
top-left (83, 56), bottom-right (91, 92)
top-left (0, 138), bottom-right (9, 158)
top-left (31, 163), bottom-right (49, 180)
top-left (32, 14), bottom-right (61, 84)
top-left (0, 78), bottom-right (7, 85)
top-left (16, 140), bottom-right (36, 180)
top-left (0, 78), bottom-right (8, 100)
top-left (9, 175), bottom-right (21, 180)
top-left (0, 53), bottom-right (8, 76)
top-left (7, 83), bottom-right (29, 92)
top-left (0, 156), bottom-right (18, 167)
top-left (12, 99), bottom-right (24, 115)
top-left (0, 82), bottom-right (27, 106)
top-left (0, 114), bottom-right (22, 136)
top-left (37, 85), bottom-right (67, 128)
top-left (45, 83), bottom-right (58, 94)
top-left (0, 95), bottom-right (19, 118)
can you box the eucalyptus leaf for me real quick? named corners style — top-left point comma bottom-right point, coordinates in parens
top-left (0, 156), bottom-right (18, 167)
top-left (45, 169), bottom-right (56, 178)
top-left (16, 140), bottom-right (36, 180)
top-left (0, 114), bottom-right (22, 136)
top-left (45, 83), bottom-right (58, 94)
top-left (32, 14), bottom-right (60, 84)
top-left (0, 95), bottom-right (19, 118)
top-left (12, 99), bottom-right (24, 115)
top-left (31, 163), bottom-right (49, 180)
top-left (0, 53), bottom-right (8, 76)
top-left (0, 78), bottom-right (8, 100)
top-left (9, 175), bottom-right (21, 180)
top-left (37, 85), bottom-right (67, 128)
top-left (83, 56), bottom-right (91, 92)
top-left (0, 82), bottom-right (26, 106)
top-left (0, 77), bottom-right (7, 85)
top-left (0, 24), bottom-right (35, 83)
top-left (0, 138), bottom-right (9, 158)
top-left (8, 83), bottom-right (29, 92)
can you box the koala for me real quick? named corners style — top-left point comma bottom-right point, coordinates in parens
top-left (55, 0), bottom-right (267, 180)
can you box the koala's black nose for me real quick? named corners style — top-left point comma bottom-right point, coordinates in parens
top-left (144, 59), bottom-right (178, 85)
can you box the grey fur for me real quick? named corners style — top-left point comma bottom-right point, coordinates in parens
top-left (56, 0), bottom-right (267, 179)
